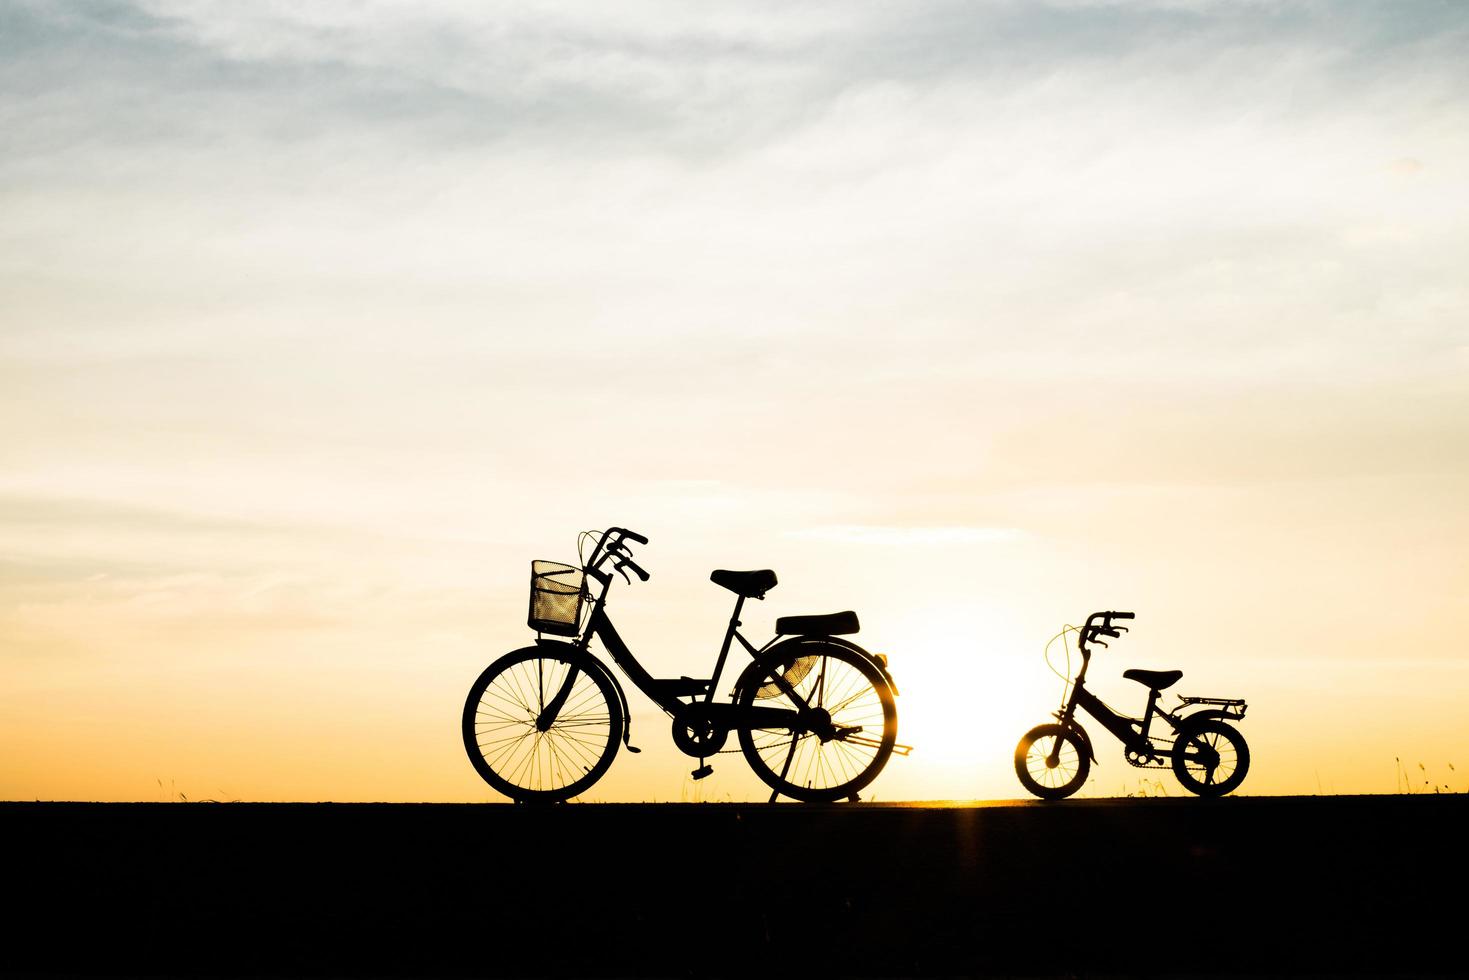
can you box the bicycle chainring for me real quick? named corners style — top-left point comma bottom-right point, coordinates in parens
top-left (1125, 746), bottom-right (1167, 768)
top-left (671, 705), bottom-right (728, 758)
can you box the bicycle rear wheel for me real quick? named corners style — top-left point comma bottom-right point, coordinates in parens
top-left (1172, 719), bottom-right (1249, 797)
top-left (736, 642), bottom-right (897, 802)
top-left (462, 646), bottom-right (621, 802)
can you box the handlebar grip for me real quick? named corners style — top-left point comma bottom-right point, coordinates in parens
top-left (1096, 627), bottom-right (1122, 638)
top-left (623, 558), bottom-right (651, 582)
top-left (1109, 611), bottom-right (1135, 620)
top-left (619, 528), bottom-right (649, 545)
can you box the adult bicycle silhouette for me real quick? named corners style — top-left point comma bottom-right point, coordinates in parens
top-left (462, 527), bottom-right (908, 802)
top-left (1015, 610), bottom-right (1251, 799)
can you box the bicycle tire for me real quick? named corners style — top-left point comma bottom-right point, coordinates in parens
top-left (462, 645), bottom-right (621, 802)
top-left (736, 641), bottom-right (897, 802)
top-left (1015, 723), bottom-right (1091, 800)
top-left (1171, 718), bottom-right (1249, 797)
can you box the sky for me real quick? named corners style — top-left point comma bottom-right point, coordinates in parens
top-left (2, 0), bottom-right (1467, 802)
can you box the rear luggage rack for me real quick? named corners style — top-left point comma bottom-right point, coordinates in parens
top-left (1178, 695), bottom-right (1247, 719)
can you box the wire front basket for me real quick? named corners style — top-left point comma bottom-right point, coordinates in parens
top-left (528, 560), bottom-right (585, 637)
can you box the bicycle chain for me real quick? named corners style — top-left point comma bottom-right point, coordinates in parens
top-left (673, 704), bottom-right (797, 755)
top-left (708, 734), bottom-right (799, 758)
top-left (712, 736), bottom-right (795, 755)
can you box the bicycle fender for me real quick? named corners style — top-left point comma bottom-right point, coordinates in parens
top-left (738, 635), bottom-right (900, 697)
top-left (812, 635), bottom-right (900, 695)
top-left (532, 639), bottom-right (637, 750)
top-left (1174, 709), bottom-right (1243, 728)
top-left (1066, 721), bottom-right (1098, 763)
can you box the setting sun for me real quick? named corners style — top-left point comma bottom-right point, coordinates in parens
top-left (879, 614), bottom-right (1042, 775)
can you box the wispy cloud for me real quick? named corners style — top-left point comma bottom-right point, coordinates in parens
top-left (789, 525), bottom-right (1024, 547)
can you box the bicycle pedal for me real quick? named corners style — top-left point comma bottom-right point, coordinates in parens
top-left (691, 765), bottom-right (713, 780)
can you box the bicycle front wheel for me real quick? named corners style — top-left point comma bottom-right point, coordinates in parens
top-left (1015, 723), bottom-right (1090, 800)
top-left (462, 646), bottom-right (621, 802)
top-left (736, 642), bottom-right (897, 802)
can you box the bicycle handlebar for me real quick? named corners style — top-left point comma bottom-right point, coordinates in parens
top-left (1078, 610), bottom-right (1135, 655)
top-left (588, 527), bottom-right (651, 583)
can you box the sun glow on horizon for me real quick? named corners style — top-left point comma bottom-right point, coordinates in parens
top-left (873, 612), bottom-right (1055, 790)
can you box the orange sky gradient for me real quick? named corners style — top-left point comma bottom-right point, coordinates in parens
top-left (3, 1), bottom-right (1467, 802)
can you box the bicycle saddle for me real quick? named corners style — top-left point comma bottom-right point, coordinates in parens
top-left (710, 569), bottom-right (778, 598)
top-left (1123, 668), bottom-right (1182, 690)
top-left (775, 611), bottom-right (860, 636)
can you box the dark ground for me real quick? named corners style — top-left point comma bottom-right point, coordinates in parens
top-left (3, 795), bottom-right (1462, 977)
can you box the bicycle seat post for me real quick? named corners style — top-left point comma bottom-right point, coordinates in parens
top-left (1139, 686), bottom-right (1159, 739)
top-left (705, 593), bottom-right (746, 703)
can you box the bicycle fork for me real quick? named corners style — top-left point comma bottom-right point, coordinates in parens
top-left (535, 663), bottom-right (580, 732)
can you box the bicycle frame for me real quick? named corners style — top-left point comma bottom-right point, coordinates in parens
top-left (583, 573), bottom-right (762, 707)
top-left (536, 531), bottom-right (833, 742)
top-left (1063, 684), bottom-right (1180, 757)
top-left (1057, 620), bottom-right (1187, 759)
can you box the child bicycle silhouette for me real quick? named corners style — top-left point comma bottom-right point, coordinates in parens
top-left (462, 527), bottom-right (909, 802)
top-left (1015, 611), bottom-right (1251, 799)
